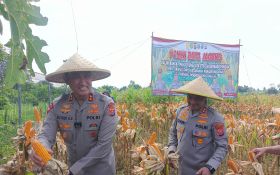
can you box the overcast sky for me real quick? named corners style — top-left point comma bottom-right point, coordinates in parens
top-left (1, 0), bottom-right (280, 89)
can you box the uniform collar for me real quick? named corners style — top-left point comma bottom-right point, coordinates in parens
top-left (68, 90), bottom-right (96, 109)
top-left (68, 89), bottom-right (95, 102)
top-left (189, 106), bottom-right (207, 118)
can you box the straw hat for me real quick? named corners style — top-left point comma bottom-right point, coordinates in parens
top-left (171, 76), bottom-right (223, 100)
top-left (45, 53), bottom-right (110, 83)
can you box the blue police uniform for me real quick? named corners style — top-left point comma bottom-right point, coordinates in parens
top-left (38, 90), bottom-right (118, 175)
top-left (168, 105), bottom-right (228, 175)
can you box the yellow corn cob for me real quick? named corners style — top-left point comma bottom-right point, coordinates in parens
top-left (30, 128), bottom-right (36, 138)
top-left (228, 135), bottom-right (234, 144)
top-left (147, 132), bottom-right (157, 145)
top-left (24, 120), bottom-right (33, 138)
top-left (34, 106), bottom-right (41, 123)
top-left (31, 139), bottom-right (51, 164)
top-left (227, 159), bottom-right (239, 173)
top-left (121, 118), bottom-right (128, 131)
top-left (248, 151), bottom-right (256, 162)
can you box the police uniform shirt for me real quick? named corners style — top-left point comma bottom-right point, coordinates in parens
top-left (38, 90), bottom-right (119, 175)
top-left (168, 105), bottom-right (228, 175)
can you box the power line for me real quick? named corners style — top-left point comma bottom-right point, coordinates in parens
top-left (243, 47), bottom-right (280, 73)
top-left (109, 38), bottom-right (149, 68)
top-left (93, 37), bottom-right (150, 62)
top-left (70, 0), bottom-right (79, 52)
top-left (241, 54), bottom-right (252, 87)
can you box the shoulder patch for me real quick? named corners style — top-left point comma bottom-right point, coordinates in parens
top-left (178, 107), bottom-right (188, 121)
top-left (107, 102), bottom-right (115, 116)
top-left (176, 105), bottom-right (188, 115)
top-left (47, 95), bottom-right (66, 114)
top-left (214, 122), bottom-right (225, 136)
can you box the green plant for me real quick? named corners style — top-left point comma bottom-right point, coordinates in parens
top-left (0, 0), bottom-right (49, 88)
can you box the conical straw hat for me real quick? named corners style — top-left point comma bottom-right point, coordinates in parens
top-left (45, 53), bottom-right (110, 83)
top-left (171, 76), bottom-right (223, 100)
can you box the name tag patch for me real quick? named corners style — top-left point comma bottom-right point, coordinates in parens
top-left (86, 115), bottom-right (101, 120)
top-left (57, 116), bottom-right (73, 120)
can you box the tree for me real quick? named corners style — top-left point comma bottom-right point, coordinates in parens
top-left (238, 85), bottom-right (255, 93)
top-left (277, 84), bottom-right (280, 91)
top-left (267, 87), bottom-right (278, 95)
top-left (0, 44), bottom-right (8, 86)
top-left (97, 85), bottom-right (118, 94)
top-left (0, 0), bottom-right (49, 88)
top-left (128, 80), bottom-right (141, 89)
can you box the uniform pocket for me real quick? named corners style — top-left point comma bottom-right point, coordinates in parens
top-left (83, 123), bottom-right (99, 142)
top-left (58, 122), bottom-right (73, 144)
top-left (192, 129), bottom-right (211, 149)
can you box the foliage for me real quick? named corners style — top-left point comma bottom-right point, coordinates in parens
top-left (267, 87), bottom-right (278, 95)
top-left (97, 85), bottom-right (118, 94)
top-left (238, 85), bottom-right (256, 93)
top-left (0, 95), bottom-right (10, 110)
top-left (1, 91), bottom-right (280, 174)
top-left (0, 0), bottom-right (49, 88)
top-left (0, 44), bottom-right (8, 86)
top-left (116, 86), bottom-right (183, 106)
top-left (0, 124), bottom-right (17, 164)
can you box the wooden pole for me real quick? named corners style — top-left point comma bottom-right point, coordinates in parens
top-left (17, 83), bottom-right (22, 126)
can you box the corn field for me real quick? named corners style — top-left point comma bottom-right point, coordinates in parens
top-left (0, 95), bottom-right (280, 175)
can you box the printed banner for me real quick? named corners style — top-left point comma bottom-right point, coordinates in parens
top-left (151, 36), bottom-right (240, 98)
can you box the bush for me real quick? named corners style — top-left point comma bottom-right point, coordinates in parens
top-left (0, 95), bottom-right (10, 110)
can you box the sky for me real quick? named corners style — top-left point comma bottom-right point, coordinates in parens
top-left (1, 0), bottom-right (280, 89)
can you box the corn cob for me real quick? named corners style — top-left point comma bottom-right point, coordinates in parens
top-left (227, 159), bottom-right (239, 173)
top-left (34, 106), bottom-right (41, 123)
top-left (248, 151), bottom-right (256, 162)
top-left (147, 132), bottom-right (157, 145)
top-left (24, 120), bottom-right (33, 146)
top-left (30, 128), bottom-right (36, 138)
top-left (31, 139), bottom-right (51, 164)
top-left (228, 135), bottom-right (234, 144)
top-left (24, 120), bottom-right (33, 138)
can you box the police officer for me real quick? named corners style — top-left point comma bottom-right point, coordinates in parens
top-left (168, 76), bottom-right (228, 175)
top-left (30, 53), bottom-right (118, 175)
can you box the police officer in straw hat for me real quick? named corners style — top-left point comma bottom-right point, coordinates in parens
top-left (168, 76), bottom-right (228, 175)
top-left (30, 53), bottom-right (118, 175)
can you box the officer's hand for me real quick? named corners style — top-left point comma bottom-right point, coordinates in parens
top-left (196, 167), bottom-right (211, 175)
top-left (29, 148), bottom-right (53, 167)
top-left (168, 159), bottom-right (177, 169)
top-left (168, 151), bottom-right (178, 169)
top-left (252, 147), bottom-right (266, 160)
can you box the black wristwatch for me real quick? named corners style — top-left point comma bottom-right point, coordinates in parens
top-left (205, 164), bottom-right (215, 174)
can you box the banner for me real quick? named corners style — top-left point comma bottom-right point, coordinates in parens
top-left (151, 36), bottom-right (240, 98)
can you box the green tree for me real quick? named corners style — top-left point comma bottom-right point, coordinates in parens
top-left (267, 87), bottom-right (278, 95)
top-left (0, 0), bottom-right (49, 88)
top-left (97, 85), bottom-right (118, 94)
